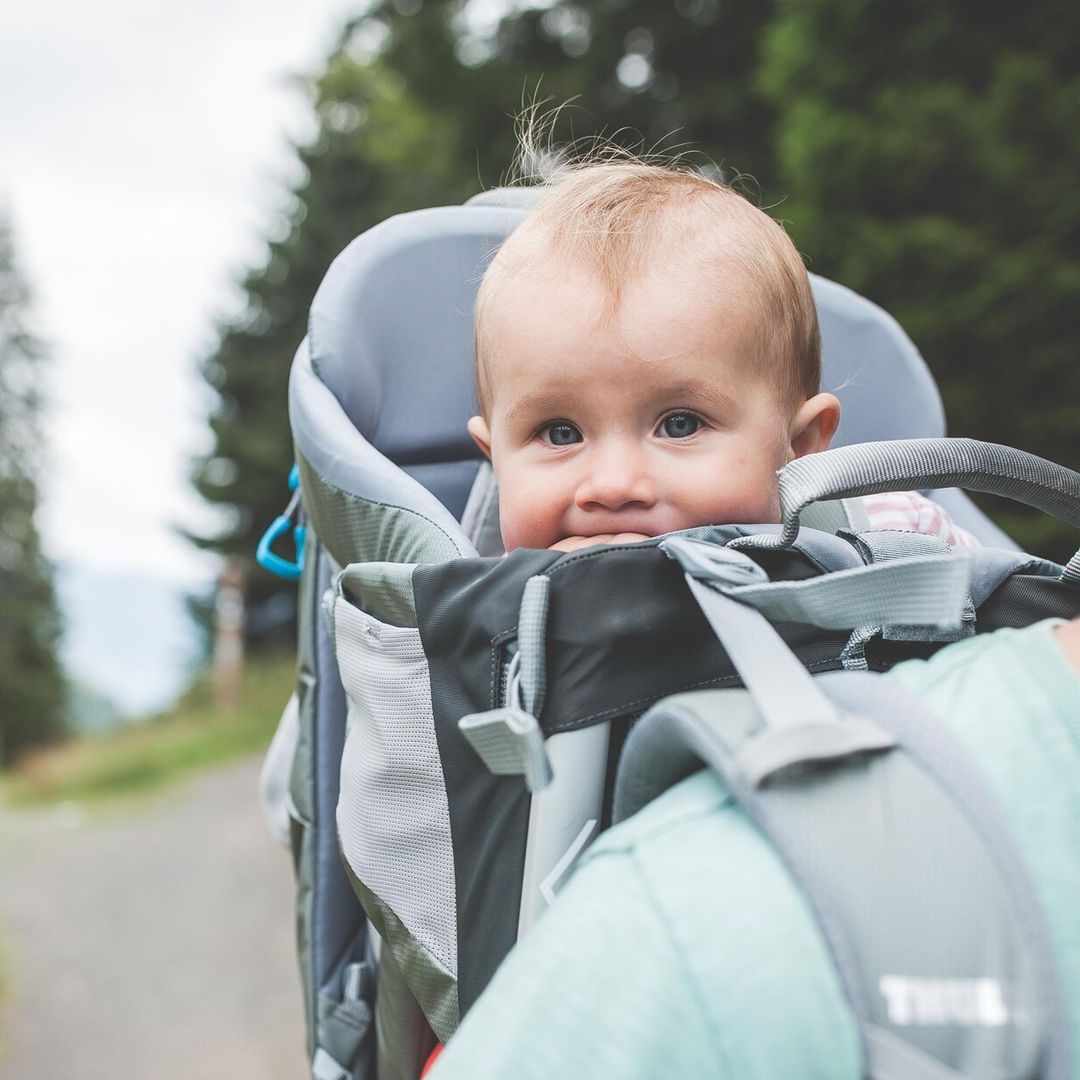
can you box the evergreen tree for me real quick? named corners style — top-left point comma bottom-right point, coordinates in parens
top-left (0, 217), bottom-right (65, 765)
top-left (191, 0), bottom-right (780, 644)
top-left (190, 56), bottom-right (456, 645)
top-left (759, 0), bottom-right (1080, 558)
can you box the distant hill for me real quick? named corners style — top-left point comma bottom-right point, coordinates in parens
top-left (55, 564), bottom-right (206, 726)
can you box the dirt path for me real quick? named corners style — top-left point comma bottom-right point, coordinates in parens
top-left (0, 756), bottom-right (308, 1079)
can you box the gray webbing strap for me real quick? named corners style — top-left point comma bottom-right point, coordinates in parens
top-left (663, 537), bottom-right (971, 633)
top-left (458, 574), bottom-right (554, 792)
top-left (517, 575), bottom-right (549, 718)
top-left (681, 572), bottom-right (841, 729)
top-left (866, 1025), bottom-right (968, 1080)
top-left (458, 705), bottom-right (553, 791)
top-left (727, 555), bottom-right (970, 630)
top-left (660, 536), bottom-right (982, 784)
top-left (770, 440), bottom-right (1080, 575)
top-left (854, 529), bottom-right (951, 563)
top-left (677, 572), bottom-right (897, 784)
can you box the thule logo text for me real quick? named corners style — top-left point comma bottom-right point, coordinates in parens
top-left (879, 976), bottom-right (1010, 1027)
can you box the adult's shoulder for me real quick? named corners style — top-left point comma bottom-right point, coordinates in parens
top-left (432, 770), bottom-right (860, 1080)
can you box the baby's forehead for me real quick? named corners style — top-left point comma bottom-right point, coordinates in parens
top-left (485, 232), bottom-right (760, 335)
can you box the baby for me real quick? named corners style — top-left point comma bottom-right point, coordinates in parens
top-left (467, 160), bottom-right (973, 552)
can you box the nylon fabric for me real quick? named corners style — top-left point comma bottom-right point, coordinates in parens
top-left (343, 864), bottom-right (460, 1044)
top-left (337, 562), bottom-right (418, 627)
top-left (516, 575), bottom-right (549, 717)
top-left (865, 1025), bottom-right (969, 1080)
top-left (368, 923), bottom-right (445, 1080)
top-left (890, 624), bottom-right (1080, 1076)
top-left (290, 341), bottom-right (474, 551)
top-left (825, 670), bottom-right (1067, 1079)
top-left (292, 542), bottom-right (369, 1073)
top-left (431, 769), bottom-right (862, 1080)
top-left (618, 683), bottom-right (1048, 1079)
top-left (728, 554), bottom-right (971, 631)
top-left (298, 457), bottom-right (465, 570)
top-left (459, 461), bottom-right (504, 557)
top-left (853, 529), bottom-right (952, 563)
top-left (1063, 550), bottom-right (1080, 584)
top-left (775, 438), bottom-right (1080, 547)
top-left (681, 574), bottom-right (841, 729)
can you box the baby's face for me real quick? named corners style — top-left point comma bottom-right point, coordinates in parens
top-left (470, 258), bottom-right (835, 552)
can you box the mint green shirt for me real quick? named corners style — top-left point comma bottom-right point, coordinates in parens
top-left (432, 621), bottom-right (1080, 1080)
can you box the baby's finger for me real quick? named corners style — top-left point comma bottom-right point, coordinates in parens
top-left (549, 534), bottom-right (615, 552)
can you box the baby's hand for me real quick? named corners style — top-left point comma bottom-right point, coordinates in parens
top-left (549, 533), bottom-right (653, 552)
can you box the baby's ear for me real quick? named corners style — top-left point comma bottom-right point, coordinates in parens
top-left (789, 393), bottom-right (841, 459)
top-left (467, 415), bottom-right (493, 460)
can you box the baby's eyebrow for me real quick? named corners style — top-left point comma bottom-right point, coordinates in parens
top-left (504, 393), bottom-right (569, 422)
top-left (663, 380), bottom-right (740, 413)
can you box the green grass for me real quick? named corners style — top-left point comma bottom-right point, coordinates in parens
top-left (2, 655), bottom-right (297, 808)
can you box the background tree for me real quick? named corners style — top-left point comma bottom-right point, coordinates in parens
top-left (190, 0), bottom-right (780, 646)
top-left (0, 216), bottom-right (65, 765)
top-left (192, 0), bottom-right (1079, 631)
top-left (190, 53), bottom-right (463, 646)
top-left (759, 0), bottom-right (1080, 558)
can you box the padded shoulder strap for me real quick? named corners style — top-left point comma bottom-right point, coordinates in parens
top-left (613, 560), bottom-right (1067, 1080)
top-left (616, 677), bottom-right (1061, 1079)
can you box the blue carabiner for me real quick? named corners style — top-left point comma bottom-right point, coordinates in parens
top-left (256, 471), bottom-right (305, 580)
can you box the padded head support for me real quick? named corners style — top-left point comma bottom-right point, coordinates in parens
top-left (303, 202), bottom-right (951, 522)
top-left (308, 206), bottom-right (525, 517)
top-left (308, 204), bottom-right (945, 443)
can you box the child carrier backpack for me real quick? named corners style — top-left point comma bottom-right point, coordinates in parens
top-left (259, 191), bottom-right (1080, 1080)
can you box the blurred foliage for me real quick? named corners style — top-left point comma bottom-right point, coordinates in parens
top-left (189, 0), bottom-right (780, 646)
top-left (191, 0), bottom-right (1080, 622)
top-left (759, 0), bottom-right (1080, 559)
top-left (0, 218), bottom-right (65, 766)
top-left (2, 654), bottom-right (295, 807)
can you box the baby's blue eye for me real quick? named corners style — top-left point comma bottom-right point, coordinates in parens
top-left (660, 412), bottom-right (701, 439)
top-left (543, 422), bottom-right (583, 446)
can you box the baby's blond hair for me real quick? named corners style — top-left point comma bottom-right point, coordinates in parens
top-left (474, 159), bottom-right (820, 415)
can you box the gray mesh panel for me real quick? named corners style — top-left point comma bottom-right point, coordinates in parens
top-left (334, 597), bottom-right (457, 982)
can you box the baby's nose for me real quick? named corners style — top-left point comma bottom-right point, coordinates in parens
top-left (574, 453), bottom-right (657, 512)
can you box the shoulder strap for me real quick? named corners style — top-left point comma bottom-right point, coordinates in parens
top-left (614, 542), bottom-right (1068, 1079)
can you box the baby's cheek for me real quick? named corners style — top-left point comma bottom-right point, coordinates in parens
top-left (500, 498), bottom-right (563, 552)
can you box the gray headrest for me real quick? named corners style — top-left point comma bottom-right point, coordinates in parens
top-left (813, 277), bottom-right (945, 446)
top-left (308, 205), bottom-right (526, 464)
top-left (309, 205), bottom-right (944, 453)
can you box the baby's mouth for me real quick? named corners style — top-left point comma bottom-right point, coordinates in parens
top-left (567, 515), bottom-right (670, 539)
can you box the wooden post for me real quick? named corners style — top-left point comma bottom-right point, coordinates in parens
top-left (213, 556), bottom-right (245, 712)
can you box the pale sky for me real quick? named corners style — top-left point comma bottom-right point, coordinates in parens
top-left (3, 0), bottom-right (366, 589)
